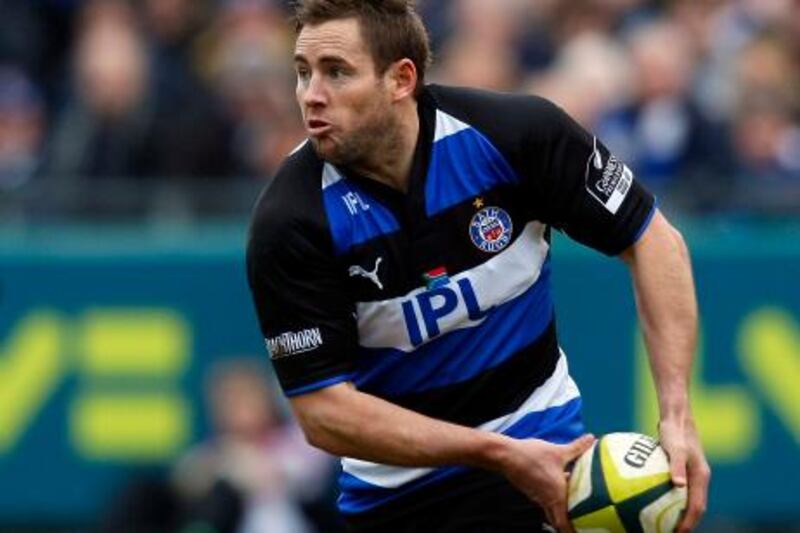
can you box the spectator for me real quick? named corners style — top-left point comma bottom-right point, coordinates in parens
top-left (728, 37), bottom-right (800, 211)
top-left (550, 0), bottom-right (650, 44)
top-left (0, 0), bottom-right (47, 88)
top-left (143, 0), bottom-right (211, 63)
top-left (0, 67), bottom-right (45, 190)
top-left (42, 0), bottom-right (235, 183)
top-left (595, 20), bottom-right (733, 207)
top-left (172, 358), bottom-right (338, 533)
top-left (432, 0), bottom-right (529, 91)
top-left (734, 94), bottom-right (800, 181)
top-left (525, 32), bottom-right (632, 128)
top-left (0, 0), bottom-right (797, 216)
top-left (197, 0), bottom-right (304, 179)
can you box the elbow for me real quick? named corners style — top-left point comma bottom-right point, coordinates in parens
top-left (289, 384), bottom-right (352, 454)
top-left (300, 418), bottom-right (351, 458)
top-left (669, 225), bottom-right (691, 262)
top-left (293, 408), bottom-right (331, 451)
top-left (303, 424), bottom-right (334, 452)
top-left (655, 214), bottom-right (693, 268)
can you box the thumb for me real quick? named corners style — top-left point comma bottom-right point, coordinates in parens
top-left (562, 434), bottom-right (596, 463)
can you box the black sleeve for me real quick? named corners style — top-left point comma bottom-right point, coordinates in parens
top-left (427, 86), bottom-right (656, 255)
top-left (523, 99), bottom-right (656, 255)
top-left (246, 187), bottom-right (358, 397)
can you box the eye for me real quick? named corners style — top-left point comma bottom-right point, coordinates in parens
top-left (329, 65), bottom-right (347, 79)
top-left (296, 66), bottom-right (311, 82)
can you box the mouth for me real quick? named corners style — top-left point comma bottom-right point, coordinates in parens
top-left (306, 119), bottom-right (332, 136)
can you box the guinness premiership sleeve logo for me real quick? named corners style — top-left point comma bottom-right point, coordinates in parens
top-left (585, 137), bottom-right (634, 215)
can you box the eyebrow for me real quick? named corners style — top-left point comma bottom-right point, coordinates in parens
top-left (293, 54), bottom-right (354, 68)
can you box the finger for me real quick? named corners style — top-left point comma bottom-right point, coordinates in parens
top-left (547, 503), bottom-right (571, 533)
top-left (543, 507), bottom-right (557, 531)
top-left (562, 433), bottom-right (596, 463)
top-left (559, 509), bottom-right (577, 533)
top-left (677, 460), bottom-right (711, 532)
top-left (663, 440), bottom-right (688, 487)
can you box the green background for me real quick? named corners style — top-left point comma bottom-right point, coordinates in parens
top-left (0, 219), bottom-right (797, 527)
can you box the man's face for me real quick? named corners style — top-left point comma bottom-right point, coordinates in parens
top-left (294, 18), bottom-right (395, 165)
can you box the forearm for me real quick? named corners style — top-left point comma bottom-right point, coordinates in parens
top-left (290, 382), bottom-right (511, 471)
top-left (624, 213), bottom-right (711, 530)
top-left (624, 212), bottom-right (699, 418)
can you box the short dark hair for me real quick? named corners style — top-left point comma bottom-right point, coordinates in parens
top-left (293, 0), bottom-right (432, 95)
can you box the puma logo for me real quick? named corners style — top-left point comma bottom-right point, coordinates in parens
top-left (349, 257), bottom-right (383, 290)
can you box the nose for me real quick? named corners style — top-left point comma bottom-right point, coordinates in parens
top-left (300, 74), bottom-right (327, 109)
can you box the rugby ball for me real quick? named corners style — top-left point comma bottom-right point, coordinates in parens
top-left (568, 432), bottom-right (687, 533)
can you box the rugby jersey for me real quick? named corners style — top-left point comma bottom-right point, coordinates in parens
top-left (246, 84), bottom-right (656, 520)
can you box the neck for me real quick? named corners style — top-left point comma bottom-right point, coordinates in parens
top-left (351, 99), bottom-right (419, 193)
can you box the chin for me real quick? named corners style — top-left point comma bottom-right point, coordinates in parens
top-left (310, 137), bottom-right (348, 165)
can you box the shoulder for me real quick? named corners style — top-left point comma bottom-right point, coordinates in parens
top-left (247, 141), bottom-right (330, 261)
top-left (425, 84), bottom-right (573, 144)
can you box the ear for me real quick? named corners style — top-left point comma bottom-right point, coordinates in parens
top-left (386, 58), bottom-right (418, 102)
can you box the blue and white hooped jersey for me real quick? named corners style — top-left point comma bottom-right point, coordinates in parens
top-left (247, 85), bottom-right (657, 519)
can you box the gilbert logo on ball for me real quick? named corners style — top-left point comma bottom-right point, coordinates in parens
top-left (568, 432), bottom-right (687, 533)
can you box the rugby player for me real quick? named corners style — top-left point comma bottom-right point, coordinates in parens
top-left (246, 1), bottom-right (710, 530)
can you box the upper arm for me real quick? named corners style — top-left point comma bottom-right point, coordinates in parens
top-left (620, 209), bottom-right (689, 268)
top-left (246, 194), bottom-right (358, 399)
top-left (520, 99), bottom-right (657, 256)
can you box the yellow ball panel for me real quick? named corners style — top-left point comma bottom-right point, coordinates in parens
top-left (601, 437), bottom-right (671, 503)
top-left (573, 505), bottom-right (627, 533)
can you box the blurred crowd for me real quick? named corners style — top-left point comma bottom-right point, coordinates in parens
top-left (0, 0), bottom-right (798, 215)
top-left (100, 357), bottom-right (343, 533)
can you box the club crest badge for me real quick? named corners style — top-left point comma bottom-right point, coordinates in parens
top-left (469, 206), bottom-right (513, 253)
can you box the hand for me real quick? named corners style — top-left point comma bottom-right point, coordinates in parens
top-left (500, 434), bottom-right (595, 532)
top-left (658, 417), bottom-right (711, 532)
